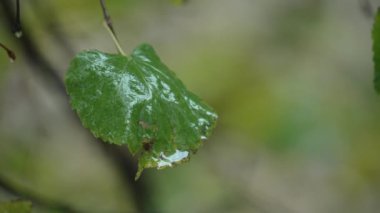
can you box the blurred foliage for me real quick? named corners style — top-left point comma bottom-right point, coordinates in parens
top-left (373, 8), bottom-right (380, 93)
top-left (1, 0), bottom-right (380, 212)
top-left (0, 35), bottom-right (10, 84)
top-left (170, 0), bottom-right (188, 5)
top-left (0, 200), bottom-right (32, 213)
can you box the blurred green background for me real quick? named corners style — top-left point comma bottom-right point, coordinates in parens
top-left (1, 0), bottom-right (380, 212)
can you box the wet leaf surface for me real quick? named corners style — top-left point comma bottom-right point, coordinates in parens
top-left (65, 44), bottom-right (217, 178)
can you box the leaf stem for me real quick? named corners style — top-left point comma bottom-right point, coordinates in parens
top-left (99, 0), bottom-right (126, 56)
top-left (103, 21), bottom-right (126, 56)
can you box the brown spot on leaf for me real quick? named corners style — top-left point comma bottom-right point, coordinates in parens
top-left (142, 138), bottom-right (155, 151)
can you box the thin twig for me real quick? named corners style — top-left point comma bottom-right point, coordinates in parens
top-left (99, 0), bottom-right (126, 55)
top-left (99, 0), bottom-right (116, 36)
top-left (14, 0), bottom-right (22, 38)
top-left (0, 42), bottom-right (16, 61)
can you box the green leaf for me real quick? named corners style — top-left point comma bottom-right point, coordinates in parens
top-left (0, 200), bottom-right (32, 213)
top-left (65, 44), bottom-right (217, 178)
top-left (373, 9), bottom-right (380, 93)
